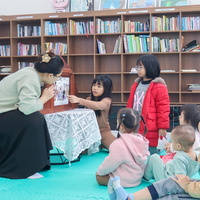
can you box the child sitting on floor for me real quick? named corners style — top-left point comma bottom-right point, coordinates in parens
top-left (165, 104), bottom-right (200, 154)
top-left (143, 125), bottom-right (200, 181)
top-left (96, 108), bottom-right (149, 187)
top-left (108, 174), bottom-right (200, 200)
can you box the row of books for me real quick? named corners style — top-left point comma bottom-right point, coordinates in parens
top-left (45, 21), bottom-right (67, 35)
top-left (182, 17), bottom-right (200, 31)
top-left (17, 43), bottom-right (41, 56)
top-left (123, 34), bottom-right (149, 53)
top-left (124, 19), bottom-right (150, 32)
top-left (151, 37), bottom-right (180, 52)
top-left (96, 18), bottom-right (121, 34)
top-left (17, 24), bottom-right (41, 37)
top-left (0, 45), bottom-right (10, 56)
top-left (69, 20), bottom-right (94, 34)
top-left (18, 62), bottom-right (34, 70)
top-left (151, 16), bottom-right (179, 31)
top-left (45, 42), bottom-right (67, 55)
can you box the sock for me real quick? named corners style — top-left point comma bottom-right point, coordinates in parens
top-left (113, 176), bottom-right (134, 200)
top-left (27, 172), bottom-right (44, 179)
top-left (108, 177), bottom-right (116, 200)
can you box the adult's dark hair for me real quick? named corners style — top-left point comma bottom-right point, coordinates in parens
top-left (136, 54), bottom-right (160, 79)
top-left (180, 104), bottom-right (200, 131)
top-left (91, 75), bottom-right (113, 117)
top-left (34, 51), bottom-right (64, 76)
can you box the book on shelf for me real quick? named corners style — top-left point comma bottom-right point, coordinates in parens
top-left (97, 39), bottom-right (106, 54)
top-left (188, 84), bottom-right (200, 92)
top-left (113, 35), bottom-right (122, 53)
top-left (182, 40), bottom-right (199, 52)
top-left (0, 66), bottom-right (11, 73)
top-left (161, 69), bottom-right (176, 72)
top-left (18, 62), bottom-right (34, 70)
top-left (181, 69), bottom-right (197, 72)
top-left (129, 67), bottom-right (137, 74)
top-left (0, 45), bottom-right (10, 56)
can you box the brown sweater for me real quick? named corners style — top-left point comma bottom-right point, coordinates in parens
top-left (185, 181), bottom-right (200, 198)
top-left (79, 97), bottom-right (115, 149)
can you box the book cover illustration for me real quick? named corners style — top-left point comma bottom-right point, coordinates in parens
top-left (160, 0), bottom-right (187, 7)
top-left (54, 77), bottom-right (70, 106)
top-left (128, 0), bottom-right (156, 8)
top-left (100, 0), bottom-right (127, 10)
top-left (70, 0), bottom-right (94, 12)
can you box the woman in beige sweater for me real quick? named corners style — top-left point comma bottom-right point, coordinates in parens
top-left (68, 74), bottom-right (116, 149)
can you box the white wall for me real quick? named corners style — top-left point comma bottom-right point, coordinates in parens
top-left (0, 0), bottom-right (199, 16)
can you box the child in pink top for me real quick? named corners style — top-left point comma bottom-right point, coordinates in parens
top-left (96, 108), bottom-right (150, 187)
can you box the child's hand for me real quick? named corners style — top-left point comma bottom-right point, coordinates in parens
top-left (158, 129), bottom-right (167, 137)
top-left (165, 143), bottom-right (172, 153)
top-left (68, 95), bottom-right (80, 104)
top-left (171, 174), bottom-right (190, 190)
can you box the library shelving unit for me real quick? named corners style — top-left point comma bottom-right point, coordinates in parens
top-left (0, 5), bottom-right (200, 106)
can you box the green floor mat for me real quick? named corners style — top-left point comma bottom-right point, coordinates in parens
top-left (1, 150), bottom-right (191, 200)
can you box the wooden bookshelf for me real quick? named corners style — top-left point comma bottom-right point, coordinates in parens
top-left (0, 5), bottom-right (200, 105)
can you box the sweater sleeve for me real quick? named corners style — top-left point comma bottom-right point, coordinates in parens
top-left (97, 140), bottom-right (125, 176)
top-left (79, 97), bottom-right (111, 111)
top-left (185, 182), bottom-right (200, 198)
top-left (17, 75), bottom-right (43, 115)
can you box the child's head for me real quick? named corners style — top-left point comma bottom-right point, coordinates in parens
top-left (136, 54), bottom-right (160, 79)
top-left (171, 125), bottom-right (195, 152)
top-left (179, 104), bottom-right (200, 131)
top-left (117, 108), bottom-right (140, 134)
top-left (91, 75), bottom-right (113, 101)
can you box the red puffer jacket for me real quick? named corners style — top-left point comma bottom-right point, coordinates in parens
top-left (127, 77), bottom-right (170, 147)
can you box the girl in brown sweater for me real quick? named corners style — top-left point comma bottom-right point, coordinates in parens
top-left (68, 75), bottom-right (115, 149)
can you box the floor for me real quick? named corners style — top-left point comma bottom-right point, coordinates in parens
top-left (0, 150), bottom-right (153, 200)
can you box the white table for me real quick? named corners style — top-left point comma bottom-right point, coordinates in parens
top-left (45, 109), bottom-right (101, 164)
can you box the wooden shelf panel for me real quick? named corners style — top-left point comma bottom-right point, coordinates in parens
top-left (0, 6), bottom-right (200, 104)
top-left (95, 55), bottom-right (121, 73)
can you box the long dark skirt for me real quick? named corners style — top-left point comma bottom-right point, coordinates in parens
top-left (0, 109), bottom-right (53, 179)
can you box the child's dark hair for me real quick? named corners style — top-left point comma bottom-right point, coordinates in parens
top-left (180, 104), bottom-right (200, 131)
top-left (117, 108), bottom-right (140, 137)
top-left (172, 125), bottom-right (195, 150)
top-left (34, 51), bottom-right (64, 75)
top-left (136, 54), bottom-right (160, 79)
top-left (91, 75), bottom-right (113, 117)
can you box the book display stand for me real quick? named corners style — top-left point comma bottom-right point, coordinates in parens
top-left (41, 59), bottom-right (77, 114)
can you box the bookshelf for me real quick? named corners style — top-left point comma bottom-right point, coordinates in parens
top-left (0, 5), bottom-right (200, 105)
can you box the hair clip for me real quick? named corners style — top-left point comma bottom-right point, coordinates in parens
top-left (121, 113), bottom-right (126, 121)
top-left (42, 54), bottom-right (51, 63)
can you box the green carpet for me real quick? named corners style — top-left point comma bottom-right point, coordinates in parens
top-left (0, 150), bottom-right (153, 200)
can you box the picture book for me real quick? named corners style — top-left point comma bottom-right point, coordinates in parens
top-left (100, 0), bottom-right (127, 10)
top-left (128, 0), bottom-right (156, 8)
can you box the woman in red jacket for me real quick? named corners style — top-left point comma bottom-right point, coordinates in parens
top-left (127, 54), bottom-right (170, 154)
